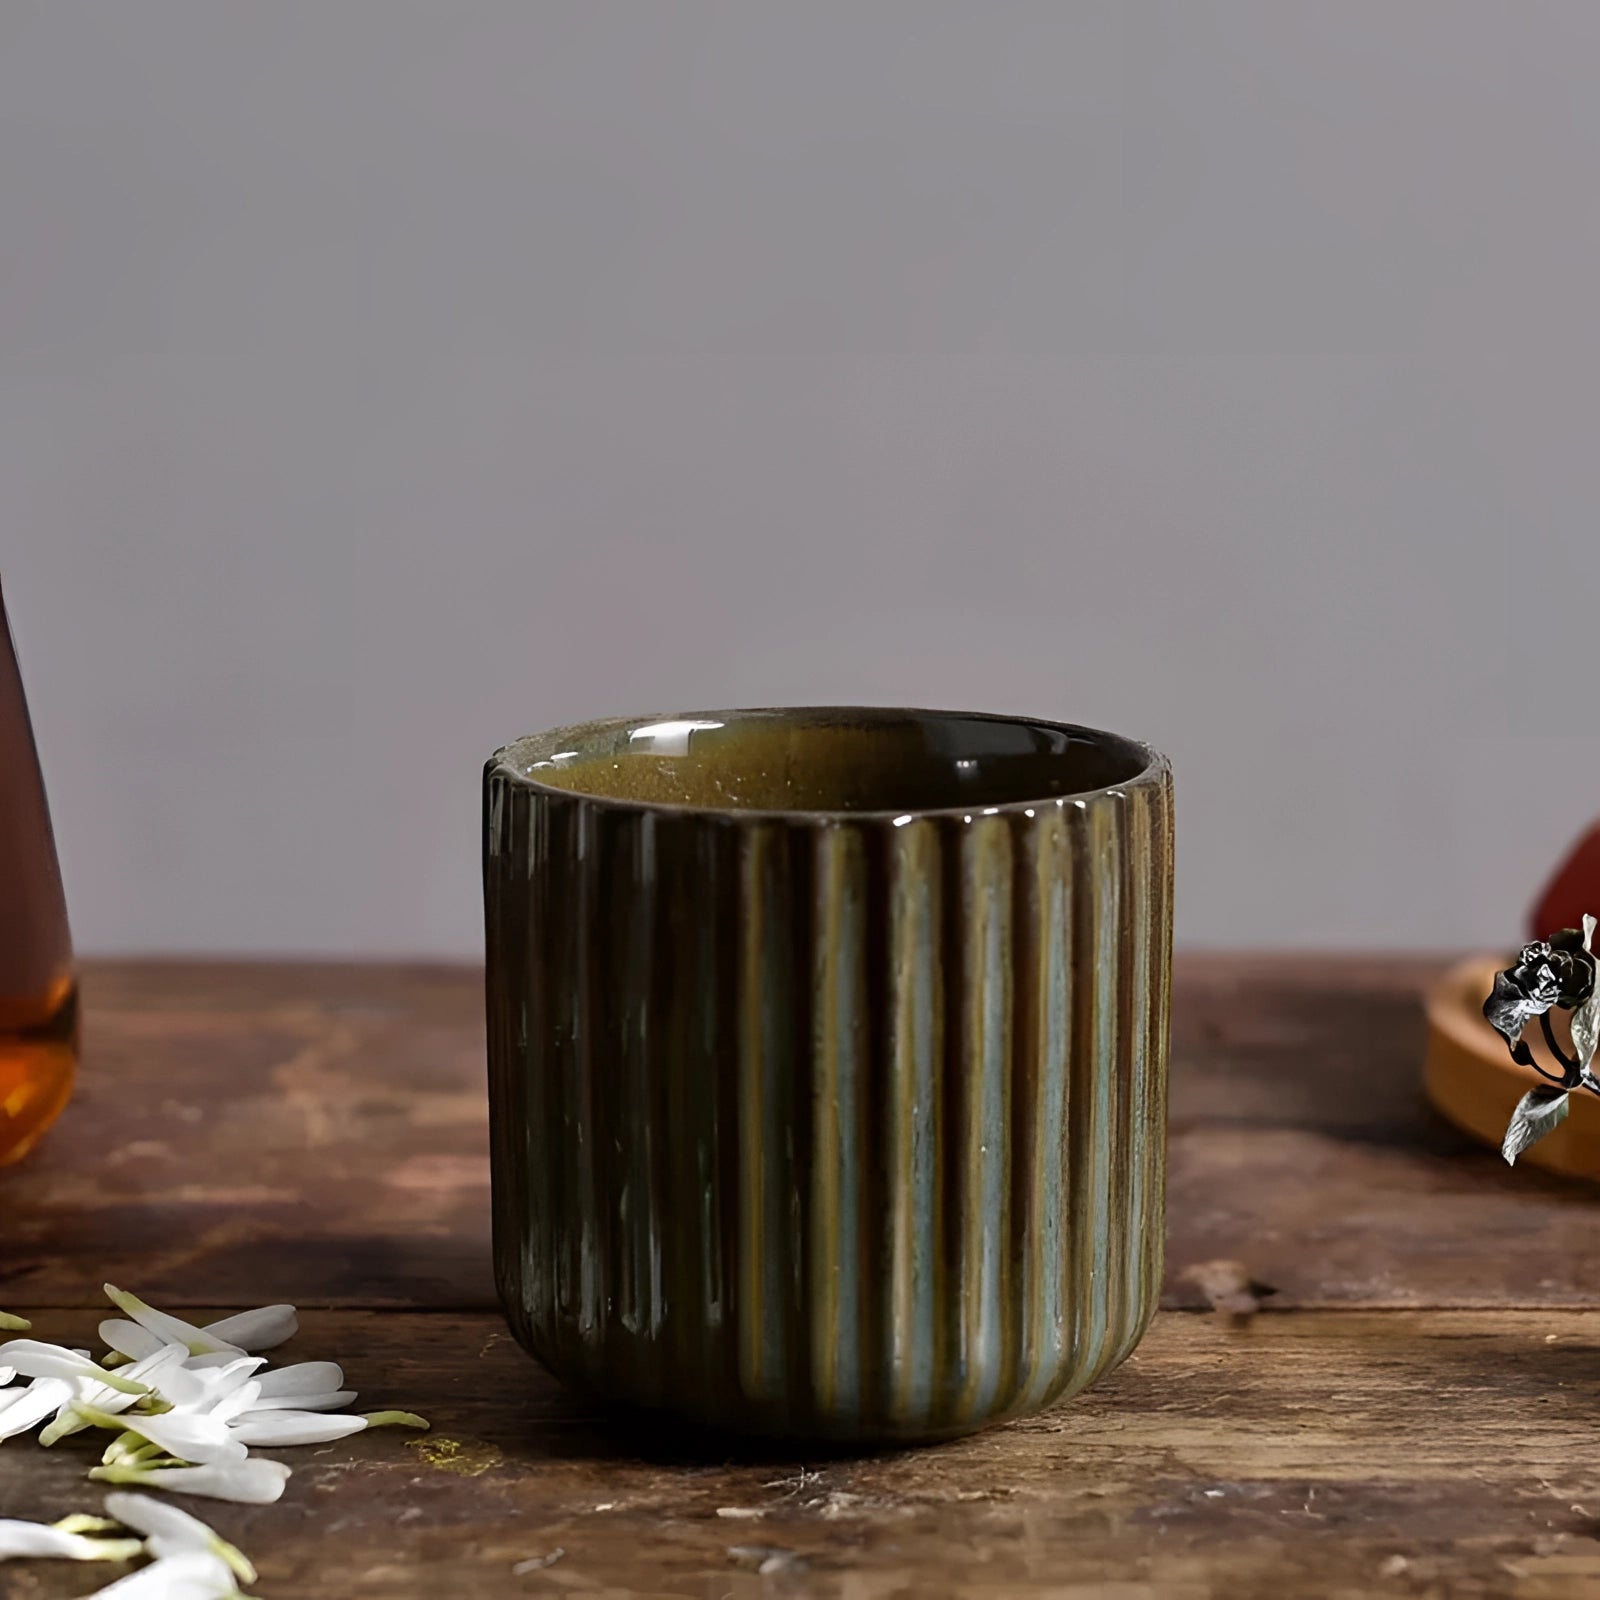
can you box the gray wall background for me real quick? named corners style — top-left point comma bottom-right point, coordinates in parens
top-left (0, 1), bottom-right (1589, 956)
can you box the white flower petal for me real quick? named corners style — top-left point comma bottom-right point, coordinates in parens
top-left (207, 1380), bottom-right (262, 1426)
top-left (101, 1287), bottom-right (243, 1358)
top-left (106, 1408), bottom-right (247, 1466)
top-left (125, 1344), bottom-right (193, 1385)
top-left (0, 1341), bottom-right (146, 1395)
top-left (227, 1409), bottom-right (369, 1447)
top-left (102, 1491), bottom-right (209, 1546)
top-left (91, 1457), bottom-right (291, 1505)
top-left (251, 1361), bottom-right (343, 1400)
top-left (0, 1379), bottom-right (73, 1441)
top-left (88, 1550), bottom-right (240, 1599)
top-left (0, 1518), bottom-right (143, 1562)
top-left (241, 1388), bottom-right (357, 1413)
top-left (43, 1346), bottom-right (193, 1444)
top-left (98, 1320), bottom-right (167, 1363)
top-left (154, 1358), bottom-right (264, 1415)
top-left (102, 1493), bottom-right (257, 1587)
top-left (102, 1429), bottom-right (151, 1466)
top-left (0, 1367), bottom-right (13, 1386)
top-left (202, 1305), bottom-right (297, 1353)
top-left (364, 1410), bottom-right (429, 1431)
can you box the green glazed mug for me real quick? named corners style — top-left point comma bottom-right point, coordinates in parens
top-left (484, 707), bottom-right (1173, 1441)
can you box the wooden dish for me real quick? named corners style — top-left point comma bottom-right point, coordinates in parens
top-left (1424, 954), bottom-right (1600, 1179)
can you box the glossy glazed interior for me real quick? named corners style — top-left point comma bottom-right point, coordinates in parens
top-left (496, 708), bottom-right (1153, 815)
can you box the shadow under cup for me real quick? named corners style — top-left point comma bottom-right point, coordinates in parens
top-left (484, 708), bottom-right (1173, 1442)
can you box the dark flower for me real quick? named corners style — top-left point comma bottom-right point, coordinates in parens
top-left (1483, 930), bottom-right (1596, 1049)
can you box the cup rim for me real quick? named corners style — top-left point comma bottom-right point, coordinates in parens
top-left (487, 705), bottom-right (1169, 823)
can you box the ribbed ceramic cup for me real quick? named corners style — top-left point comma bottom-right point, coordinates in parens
top-left (484, 708), bottom-right (1173, 1442)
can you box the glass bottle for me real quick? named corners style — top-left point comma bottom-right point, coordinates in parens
top-left (0, 583), bottom-right (75, 1164)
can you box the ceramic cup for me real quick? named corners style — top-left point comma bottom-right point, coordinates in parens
top-left (484, 707), bottom-right (1173, 1441)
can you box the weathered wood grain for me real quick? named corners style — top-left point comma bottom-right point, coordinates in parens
top-left (7, 1307), bottom-right (1600, 1600)
top-left (4, 959), bottom-right (1600, 1598)
top-left (10, 955), bottom-right (1597, 1314)
top-left (1, 962), bottom-right (494, 1310)
top-left (1163, 954), bottom-right (1600, 1310)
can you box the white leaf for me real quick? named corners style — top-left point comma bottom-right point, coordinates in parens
top-left (86, 1550), bottom-right (240, 1599)
top-left (90, 1457), bottom-right (291, 1505)
top-left (1503, 1086), bottom-right (1571, 1164)
top-left (0, 1518), bottom-right (143, 1562)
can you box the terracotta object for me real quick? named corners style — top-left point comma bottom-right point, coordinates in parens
top-left (1531, 823), bottom-right (1600, 941)
top-left (483, 707), bottom-right (1175, 1441)
top-left (1424, 954), bottom-right (1600, 1178)
top-left (0, 583), bottom-right (75, 1166)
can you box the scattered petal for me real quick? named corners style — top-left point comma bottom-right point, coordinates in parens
top-left (41, 1345), bottom-right (191, 1446)
top-left (243, 1362), bottom-right (352, 1413)
top-left (103, 1430), bottom-right (149, 1466)
top-left (0, 1312), bottom-right (30, 1332)
top-left (77, 1404), bottom-right (246, 1466)
top-left (239, 1388), bottom-right (355, 1414)
top-left (98, 1320), bottom-right (167, 1364)
top-left (54, 1515), bottom-right (123, 1535)
top-left (0, 1342), bottom-right (147, 1396)
top-left (208, 1381), bottom-right (263, 1427)
top-left (0, 1517), bottom-right (143, 1562)
top-left (0, 1379), bottom-right (74, 1441)
top-left (201, 1305), bottom-right (297, 1353)
top-left (250, 1362), bottom-right (343, 1400)
top-left (88, 1550), bottom-right (241, 1599)
top-left (101, 1288), bottom-right (242, 1359)
top-left (156, 1359), bottom-right (265, 1416)
top-left (91, 1457), bottom-right (292, 1505)
top-left (363, 1411), bottom-right (429, 1432)
top-left (103, 1493), bottom-right (257, 1586)
top-left (227, 1410), bottom-right (369, 1448)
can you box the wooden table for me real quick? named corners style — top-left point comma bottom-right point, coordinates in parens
top-left (5, 956), bottom-right (1599, 1598)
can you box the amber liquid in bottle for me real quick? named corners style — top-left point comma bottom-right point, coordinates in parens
top-left (0, 585), bottom-right (75, 1166)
